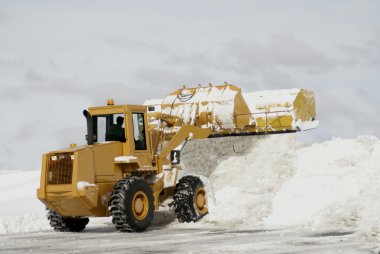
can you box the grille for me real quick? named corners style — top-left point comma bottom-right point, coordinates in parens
top-left (48, 153), bottom-right (74, 184)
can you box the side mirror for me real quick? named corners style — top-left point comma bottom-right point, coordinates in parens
top-left (170, 150), bottom-right (180, 165)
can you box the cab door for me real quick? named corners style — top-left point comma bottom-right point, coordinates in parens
top-left (130, 108), bottom-right (152, 169)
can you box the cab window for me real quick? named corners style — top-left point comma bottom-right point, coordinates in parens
top-left (132, 113), bottom-right (147, 150)
top-left (93, 114), bottom-right (126, 143)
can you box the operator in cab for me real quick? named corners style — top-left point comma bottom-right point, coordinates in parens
top-left (106, 116), bottom-right (126, 142)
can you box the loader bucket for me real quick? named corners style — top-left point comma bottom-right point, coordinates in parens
top-left (146, 84), bottom-right (317, 137)
top-left (243, 88), bottom-right (318, 132)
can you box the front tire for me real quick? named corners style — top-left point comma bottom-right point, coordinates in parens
top-left (108, 176), bottom-right (154, 232)
top-left (46, 209), bottom-right (89, 232)
top-left (173, 175), bottom-right (208, 223)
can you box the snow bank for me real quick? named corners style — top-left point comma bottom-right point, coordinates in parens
top-left (195, 135), bottom-right (380, 243)
top-left (265, 136), bottom-right (380, 231)
top-left (203, 135), bottom-right (299, 226)
top-left (268, 136), bottom-right (380, 243)
top-left (0, 170), bottom-right (49, 234)
top-left (0, 214), bottom-right (49, 234)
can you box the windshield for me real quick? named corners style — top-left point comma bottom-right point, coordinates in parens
top-left (92, 114), bottom-right (126, 143)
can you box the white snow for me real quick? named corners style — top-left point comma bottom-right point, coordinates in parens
top-left (159, 85), bottom-right (239, 130)
top-left (204, 135), bottom-right (299, 226)
top-left (295, 119), bottom-right (320, 130)
top-left (143, 99), bottom-right (163, 106)
top-left (0, 214), bottom-right (49, 235)
top-left (243, 89), bottom-right (300, 113)
top-left (77, 181), bottom-right (96, 191)
top-left (0, 170), bottom-right (49, 234)
top-left (243, 89), bottom-right (317, 131)
top-left (114, 156), bottom-right (137, 163)
top-left (1, 135), bottom-right (380, 249)
top-left (201, 134), bottom-right (380, 245)
top-left (143, 99), bottom-right (163, 112)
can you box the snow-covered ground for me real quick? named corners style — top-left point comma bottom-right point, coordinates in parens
top-left (0, 135), bottom-right (379, 252)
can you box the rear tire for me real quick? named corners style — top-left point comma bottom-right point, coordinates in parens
top-left (173, 175), bottom-right (208, 223)
top-left (108, 176), bottom-right (154, 232)
top-left (46, 209), bottom-right (89, 232)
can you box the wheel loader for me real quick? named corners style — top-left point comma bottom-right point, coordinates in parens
top-left (37, 82), bottom-right (317, 232)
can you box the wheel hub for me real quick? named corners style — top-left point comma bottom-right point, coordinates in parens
top-left (194, 187), bottom-right (208, 215)
top-left (132, 191), bottom-right (149, 220)
top-left (134, 198), bottom-right (144, 214)
top-left (196, 193), bottom-right (205, 207)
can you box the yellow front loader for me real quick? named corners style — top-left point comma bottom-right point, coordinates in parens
top-left (37, 83), bottom-right (317, 232)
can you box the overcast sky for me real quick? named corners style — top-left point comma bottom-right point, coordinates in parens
top-left (0, 0), bottom-right (379, 170)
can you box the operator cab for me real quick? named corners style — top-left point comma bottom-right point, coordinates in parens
top-left (83, 103), bottom-right (150, 154)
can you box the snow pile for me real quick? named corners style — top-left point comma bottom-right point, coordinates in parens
top-left (202, 134), bottom-right (380, 242)
top-left (0, 170), bottom-right (49, 234)
top-left (0, 214), bottom-right (49, 234)
top-left (204, 135), bottom-right (299, 225)
top-left (268, 135), bottom-right (380, 242)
